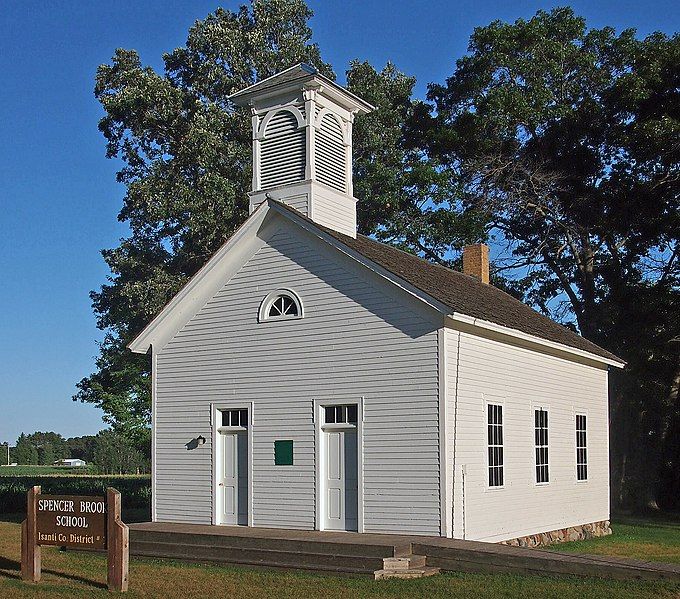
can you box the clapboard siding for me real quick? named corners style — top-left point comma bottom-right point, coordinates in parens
top-left (311, 187), bottom-right (357, 237)
top-left (445, 328), bottom-right (609, 542)
top-left (155, 218), bottom-right (441, 534)
top-left (251, 192), bottom-right (308, 216)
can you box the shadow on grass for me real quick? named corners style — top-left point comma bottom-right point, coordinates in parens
top-left (0, 554), bottom-right (107, 589)
top-left (0, 556), bottom-right (21, 580)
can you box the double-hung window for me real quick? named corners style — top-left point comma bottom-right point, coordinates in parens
top-left (576, 414), bottom-right (588, 481)
top-left (487, 404), bottom-right (504, 487)
top-left (535, 408), bottom-right (549, 484)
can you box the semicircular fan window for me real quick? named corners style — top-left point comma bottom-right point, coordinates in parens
top-left (268, 294), bottom-right (299, 318)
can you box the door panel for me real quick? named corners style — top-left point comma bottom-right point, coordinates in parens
top-left (323, 428), bottom-right (358, 531)
top-left (344, 430), bottom-right (358, 530)
top-left (219, 431), bottom-right (248, 525)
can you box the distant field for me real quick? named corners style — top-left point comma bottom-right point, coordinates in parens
top-left (0, 465), bottom-right (94, 476)
top-left (0, 473), bottom-right (151, 515)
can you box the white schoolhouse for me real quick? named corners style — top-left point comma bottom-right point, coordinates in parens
top-left (129, 64), bottom-right (624, 544)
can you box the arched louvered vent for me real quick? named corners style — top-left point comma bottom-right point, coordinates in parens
top-left (260, 110), bottom-right (305, 190)
top-left (315, 113), bottom-right (347, 192)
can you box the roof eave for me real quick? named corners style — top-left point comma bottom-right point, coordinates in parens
top-left (127, 201), bottom-right (273, 354)
top-left (446, 313), bottom-right (626, 369)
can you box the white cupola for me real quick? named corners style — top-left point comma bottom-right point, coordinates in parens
top-left (229, 64), bottom-right (373, 238)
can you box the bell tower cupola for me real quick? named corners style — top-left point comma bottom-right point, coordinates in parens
top-left (229, 64), bottom-right (373, 238)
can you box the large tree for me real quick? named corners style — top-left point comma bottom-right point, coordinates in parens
top-left (77, 1), bottom-right (475, 452)
top-left (75, 1), bottom-right (332, 450)
top-left (423, 8), bottom-right (679, 510)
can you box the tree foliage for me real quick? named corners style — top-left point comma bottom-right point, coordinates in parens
top-left (66, 435), bottom-right (98, 462)
top-left (13, 432), bottom-right (69, 465)
top-left (14, 434), bottom-right (38, 465)
top-left (77, 1), bottom-right (483, 449)
top-left (75, 1), bottom-right (333, 450)
top-left (425, 7), bottom-right (679, 509)
top-left (93, 429), bottom-right (148, 475)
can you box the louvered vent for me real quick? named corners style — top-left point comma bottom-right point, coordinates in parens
top-left (260, 110), bottom-right (305, 190)
top-left (315, 113), bottom-right (347, 192)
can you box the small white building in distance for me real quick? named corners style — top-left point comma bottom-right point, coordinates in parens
top-left (129, 64), bottom-right (624, 544)
top-left (55, 459), bottom-right (87, 467)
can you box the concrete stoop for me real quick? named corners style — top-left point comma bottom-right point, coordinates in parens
top-left (374, 555), bottom-right (440, 580)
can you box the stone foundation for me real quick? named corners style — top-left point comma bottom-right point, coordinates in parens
top-left (499, 520), bottom-right (612, 548)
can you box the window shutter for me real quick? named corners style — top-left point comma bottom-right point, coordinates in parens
top-left (315, 113), bottom-right (346, 192)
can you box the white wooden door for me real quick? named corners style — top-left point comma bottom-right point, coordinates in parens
top-left (324, 428), bottom-right (357, 531)
top-left (218, 431), bottom-right (248, 525)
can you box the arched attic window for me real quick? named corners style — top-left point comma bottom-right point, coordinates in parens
top-left (258, 289), bottom-right (303, 322)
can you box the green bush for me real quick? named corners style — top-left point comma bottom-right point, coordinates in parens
top-left (0, 475), bottom-right (151, 514)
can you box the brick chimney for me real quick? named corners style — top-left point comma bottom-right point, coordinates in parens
top-left (463, 244), bottom-right (490, 284)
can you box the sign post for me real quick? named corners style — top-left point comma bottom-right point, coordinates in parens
top-left (21, 486), bottom-right (129, 592)
top-left (20, 486), bottom-right (40, 582)
top-left (107, 487), bottom-right (129, 592)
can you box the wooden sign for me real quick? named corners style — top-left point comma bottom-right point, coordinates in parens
top-left (36, 494), bottom-right (107, 549)
top-left (21, 485), bottom-right (129, 592)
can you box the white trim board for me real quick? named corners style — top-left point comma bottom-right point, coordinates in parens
top-left (445, 314), bottom-right (624, 370)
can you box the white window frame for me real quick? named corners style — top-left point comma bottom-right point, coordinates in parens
top-left (258, 288), bottom-right (304, 322)
top-left (534, 406), bottom-right (550, 486)
top-left (576, 412), bottom-right (588, 482)
top-left (485, 402), bottom-right (505, 490)
top-left (218, 408), bottom-right (249, 431)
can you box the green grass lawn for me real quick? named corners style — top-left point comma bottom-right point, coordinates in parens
top-left (0, 520), bottom-right (679, 598)
top-left (552, 515), bottom-right (680, 564)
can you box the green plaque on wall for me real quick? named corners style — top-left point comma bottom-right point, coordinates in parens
top-left (274, 440), bottom-right (294, 465)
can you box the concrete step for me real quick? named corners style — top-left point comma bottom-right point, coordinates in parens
top-left (131, 538), bottom-right (387, 573)
top-left (375, 566), bottom-right (440, 580)
top-left (374, 554), bottom-right (439, 579)
top-left (382, 555), bottom-right (427, 570)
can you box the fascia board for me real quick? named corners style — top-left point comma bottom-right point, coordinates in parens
top-left (128, 203), bottom-right (272, 354)
top-left (446, 313), bottom-right (625, 369)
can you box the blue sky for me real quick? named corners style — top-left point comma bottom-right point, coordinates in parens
top-left (0, 0), bottom-right (677, 445)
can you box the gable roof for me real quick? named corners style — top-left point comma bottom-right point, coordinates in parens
top-left (271, 201), bottom-right (623, 365)
top-left (229, 63), bottom-right (374, 114)
top-left (129, 198), bottom-right (623, 366)
top-left (229, 63), bottom-right (318, 98)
